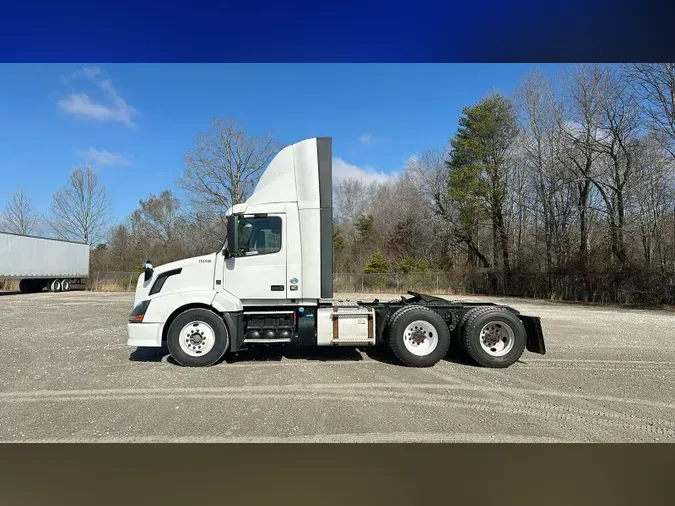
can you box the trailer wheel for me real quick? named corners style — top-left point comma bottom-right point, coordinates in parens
top-left (387, 305), bottom-right (450, 367)
top-left (460, 307), bottom-right (526, 368)
top-left (49, 279), bottom-right (62, 292)
top-left (166, 308), bottom-right (229, 367)
top-left (61, 279), bottom-right (70, 292)
top-left (23, 279), bottom-right (44, 293)
top-left (20, 279), bottom-right (40, 293)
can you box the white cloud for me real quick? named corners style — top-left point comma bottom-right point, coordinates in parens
top-left (59, 66), bottom-right (139, 130)
top-left (77, 147), bottom-right (134, 167)
top-left (563, 120), bottom-right (611, 143)
top-left (332, 157), bottom-right (398, 186)
top-left (358, 133), bottom-right (390, 144)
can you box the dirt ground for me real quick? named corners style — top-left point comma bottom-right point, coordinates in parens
top-left (0, 290), bottom-right (674, 442)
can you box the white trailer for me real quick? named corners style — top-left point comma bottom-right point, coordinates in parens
top-left (0, 232), bottom-right (89, 293)
top-left (127, 137), bottom-right (546, 368)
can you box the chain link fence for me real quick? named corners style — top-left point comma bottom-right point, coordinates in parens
top-left (88, 271), bottom-right (140, 292)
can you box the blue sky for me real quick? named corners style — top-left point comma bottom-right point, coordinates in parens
top-left (0, 63), bottom-right (565, 226)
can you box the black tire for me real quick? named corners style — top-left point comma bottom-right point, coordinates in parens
top-left (460, 307), bottom-right (526, 368)
top-left (21, 279), bottom-right (43, 293)
top-left (448, 310), bottom-right (473, 359)
top-left (387, 305), bottom-right (451, 367)
top-left (61, 279), bottom-right (71, 292)
top-left (166, 308), bottom-right (230, 367)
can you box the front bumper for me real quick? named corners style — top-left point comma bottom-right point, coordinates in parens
top-left (127, 322), bottom-right (163, 348)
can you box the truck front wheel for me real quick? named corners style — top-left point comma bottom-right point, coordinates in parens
top-left (387, 305), bottom-right (450, 367)
top-left (166, 308), bottom-right (230, 367)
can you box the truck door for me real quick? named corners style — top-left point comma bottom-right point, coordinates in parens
top-left (223, 214), bottom-right (287, 300)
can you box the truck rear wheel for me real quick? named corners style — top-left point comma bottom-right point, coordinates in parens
top-left (167, 308), bottom-right (230, 367)
top-left (49, 279), bottom-right (62, 292)
top-left (387, 305), bottom-right (450, 367)
top-left (460, 307), bottom-right (526, 368)
top-left (61, 279), bottom-right (70, 292)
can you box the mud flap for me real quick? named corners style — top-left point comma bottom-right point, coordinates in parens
top-left (518, 315), bottom-right (546, 355)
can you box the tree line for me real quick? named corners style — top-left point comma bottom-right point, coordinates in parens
top-left (334, 64), bottom-right (675, 304)
top-left (2, 64), bottom-right (675, 304)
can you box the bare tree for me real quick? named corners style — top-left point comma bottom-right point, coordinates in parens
top-left (406, 147), bottom-right (452, 217)
top-left (334, 178), bottom-right (379, 224)
top-left (407, 146), bottom-right (491, 268)
top-left (631, 134), bottom-right (674, 269)
top-left (179, 118), bottom-right (280, 222)
top-left (588, 66), bottom-right (642, 265)
top-left (131, 190), bottom-right (181, 244)
top-left (49, 166), bottom-right (112, 245)
top-left (557, 64), bottom-right (606, 290)
top-left (515, 68), bottom-right (562, 279)
top-left (626, 63), bottom-right (675, 158)
top-left (2, 187), bottom-right (40, 235)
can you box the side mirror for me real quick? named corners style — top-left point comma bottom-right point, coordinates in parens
top-left (143, 260), bottom-right (154, 281)
top-left (225, 215), bottom-right (239, 258)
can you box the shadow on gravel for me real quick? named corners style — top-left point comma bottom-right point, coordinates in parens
top-left (129, 346), bottom-right (170, 363)
top-left (224, 346), bottom-right (366, 364)
top-left (128, 341), bottom-right (478, 368)
top-left (0, 291), bottom-right (22, 297)
top-left (128, 344), bottom-right (369, 366)
top-left (443, 340), bottom-right (477, 367)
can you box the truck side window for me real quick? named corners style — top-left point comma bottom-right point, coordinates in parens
top-left (237, 217), bottom-right (282, 256)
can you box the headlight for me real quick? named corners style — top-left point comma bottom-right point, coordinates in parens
top-left (129, 300), bottom-right (151, 323)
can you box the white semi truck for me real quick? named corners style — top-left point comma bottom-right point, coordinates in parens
top-left (127, 137), bottom-right (546, 368)
top-left (0, 232), bottom-right (89, 293)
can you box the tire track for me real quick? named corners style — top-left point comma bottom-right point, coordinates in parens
top-left (526, 359), bottom-right (675, 365)
top-left (428, 362), bottom-right (634, 427)
top-left (0, 432), bottom-right (570, 443)
top-left (1, 384), bottom-right (673, 438)
top-left (2, 382), bottom-right (674, 409)
top-left (523, 358), bottom-right (675, 370)
top-left (519, 364), bottom-right (675, 374)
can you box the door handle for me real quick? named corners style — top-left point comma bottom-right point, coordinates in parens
top-left (270, 285), bottom-right (284, 291)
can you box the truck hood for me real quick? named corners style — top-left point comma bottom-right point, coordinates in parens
top-left (133, 252), bottom-right (218, 307)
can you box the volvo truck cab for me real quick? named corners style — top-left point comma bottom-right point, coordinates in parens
top-left (127, 137), bottom-right (546, 368)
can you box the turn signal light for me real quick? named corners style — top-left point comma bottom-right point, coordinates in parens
top-left (129, 300), bottom-right (151, 323)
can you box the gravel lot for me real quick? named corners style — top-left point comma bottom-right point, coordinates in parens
top-left (1, 290), bottom-right (674, 442)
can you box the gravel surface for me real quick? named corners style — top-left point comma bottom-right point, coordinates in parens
top-left (1, 290), bottom-right (674, 442)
